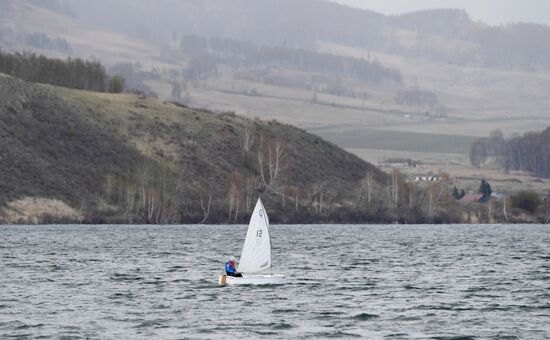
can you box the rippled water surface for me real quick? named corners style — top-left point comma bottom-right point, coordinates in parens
top-left (1, 224), bottom-right (550, 339)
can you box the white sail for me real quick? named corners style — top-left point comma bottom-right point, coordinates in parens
top-left (237, 198), bottom-right (271, 274)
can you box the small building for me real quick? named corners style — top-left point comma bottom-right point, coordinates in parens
top-left (413, 176), bottom-right (440, 182)
top-left (491, 192), bottom-right (504, 199)
top-left (460, 194), bottom-right (485, 203)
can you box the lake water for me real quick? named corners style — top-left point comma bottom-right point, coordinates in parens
top-left (1, 224), bottom-right (549, 339)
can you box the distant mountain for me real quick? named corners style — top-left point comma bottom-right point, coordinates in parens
top-left (4, 0), bottom-right (550, 71)
top-left (392, 9), bottom-right (475, 39)
top-left (26, 0), bottom-right (547, 70)
top-left (67, 0), bottom-right (387, 48)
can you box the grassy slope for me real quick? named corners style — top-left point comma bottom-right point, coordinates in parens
top-left (0, 73), bottom-right (146, 208)
top-left (5, 2), bottom-right (550, 157)
top-left (315, 129), bottom-right (477, 154)
top-left (0, 74), bottom-right (385, 223)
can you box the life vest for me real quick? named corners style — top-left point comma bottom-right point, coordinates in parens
top-left (225, 261), bottom-right (236, 274)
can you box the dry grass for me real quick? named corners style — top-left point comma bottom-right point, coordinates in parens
top-left (1, 197), bottom-right (82, 224)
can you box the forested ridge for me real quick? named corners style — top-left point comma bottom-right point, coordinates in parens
top-left (20, 0), bottom-right (550, 71)
top-left (0, 51), bottom-right (125, 93)
top-left (180, 35), bottom-right (402, 85)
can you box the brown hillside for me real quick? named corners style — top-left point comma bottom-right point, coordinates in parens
top-left (0, 74), bottom-right (386, 223)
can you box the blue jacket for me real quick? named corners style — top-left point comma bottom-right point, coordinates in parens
top-left (225, 261), bottom-right (236, 275)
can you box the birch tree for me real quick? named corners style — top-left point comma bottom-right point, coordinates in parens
top-left (390, 169), bottom-right (401, 209)
top-left (356, 170), bottom-right (375, 210)
top-left (105, 175), bottom-right (114, 201)
top-left (544, 192), bottom-right (550, 224)
top-left (226, 172), bottom-right (243, 223)
top-left (257, 136), bottom-right (288, 194)
top-left (199, 190), bottom-right (212, 224)
top-left (242, 126), bottom-right (255, 154)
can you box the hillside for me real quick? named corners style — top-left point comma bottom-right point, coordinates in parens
top-left (0, 73), bottom-right (393, 224)
top-left (3, 0), bottom-right (550, 211)
top-left (2, 1), bottom-right (550, 151)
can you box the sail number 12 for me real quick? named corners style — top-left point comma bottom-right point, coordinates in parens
top-left (256, 230), bottom-right (263, 238)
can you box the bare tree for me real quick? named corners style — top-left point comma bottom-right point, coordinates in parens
top-left (105, 175), bottom-right (114, 201)
top-left (487, 200), bottom-right (494, 223)
top-left (146, 188), bottom-right (165, 223)
top-left (199, 191), bottom-right (212, 224)
top-left (257, 136), bottom-right (288, 194)
top-left (242, 126), bottom-right (255, 154)
top-left (306, 182), bottom-right (328, 214)
top-left (421, 173), bottom-right (454, 218)
top-left (502, 195), bottom-right (509, 222)
top-left (390, 169), bottom-right (400, 208)
top-left (226, 172), bottom-right (243, 223)
top-left (282, 186), bottom-right (300, 211)
top-left (125, 183), bottom-right (136, 223)
top-left (244, 177), bottom-right (256, 212)
top-left (136, 165), bottom-right (150, 215)
top-left (544, 192), bottom-right (550, 224)
top-left (356, 170), bottom-right (375, 210)
top-left (227, 183), bottom-right (239, 221)
top-left (428, 190), bottom-right (434, 217)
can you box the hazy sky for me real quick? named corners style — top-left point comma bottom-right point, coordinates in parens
top-left (331, 0), bottom-right (550, 26)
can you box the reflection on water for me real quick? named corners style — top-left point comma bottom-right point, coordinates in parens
top-left (1, 224), bottom-right (549, 338)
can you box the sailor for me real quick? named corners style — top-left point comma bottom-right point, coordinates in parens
top-left (225, 256), bottom-right (243, 277)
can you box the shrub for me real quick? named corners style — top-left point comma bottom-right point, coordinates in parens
top-left (108, 76), bottom-right (125, 93)
top-left (511, 190), bottom-right (541, 213)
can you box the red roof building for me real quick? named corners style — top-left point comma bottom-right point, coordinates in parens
top-left (460, 194), bottom-right (485, 203)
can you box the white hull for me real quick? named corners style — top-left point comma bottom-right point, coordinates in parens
top-left (219, 274), bottom-right (284, 285)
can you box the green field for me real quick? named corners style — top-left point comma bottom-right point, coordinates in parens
top-left (316, 129), bottom-right (477, 154)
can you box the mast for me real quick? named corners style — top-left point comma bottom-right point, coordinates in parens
top-left (261, 198), bottom-right (272, 275)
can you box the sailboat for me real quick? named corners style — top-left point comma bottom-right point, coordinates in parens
top-left (218, 198), bottom-right (284, 285)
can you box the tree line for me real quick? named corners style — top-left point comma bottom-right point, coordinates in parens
top-left (180, 35), bottom-right (402, 85)
top-left (391, 11), bottom-right (550, 70)
top-left (503, 127), bottom-right (550, 178)
top-left (24, 33), bottom-right (72, 54)
top-left (0, 51), bottom-right (125, 93)
top-left (470, 127), bottom-right (550, 178)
